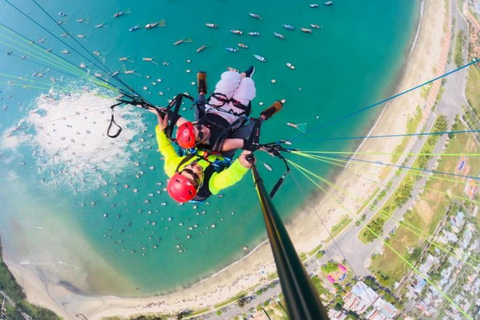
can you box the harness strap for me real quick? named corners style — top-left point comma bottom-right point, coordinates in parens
top-left (165, 94), bottom-right (193, 140)
top-left (174, 153), bottom-right (200, 173)
top-left (107, 102), bottom-right (123, 138)
top-left (243, 118), bottom-right (262, 151)
top-left (207, 92), bottom-right (251, 117)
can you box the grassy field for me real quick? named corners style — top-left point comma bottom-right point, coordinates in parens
top-left (330, 215), bottom-right (353, 238)
top-left (391, 106), bottom-right (423, 164)
top-left (466, 65), bottom-right (480, 114)
top-left (369, 123), bottom-right (480, 287)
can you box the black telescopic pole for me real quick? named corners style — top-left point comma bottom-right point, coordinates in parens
top-left (251, 164), bottom-right (330, 320)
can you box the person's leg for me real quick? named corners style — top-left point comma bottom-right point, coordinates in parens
top-left (209, 71), bottom-right (241, 106)
top-left (232, 77), bottom-right (256, 106)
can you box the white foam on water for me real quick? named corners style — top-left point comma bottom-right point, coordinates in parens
top-left (1, 87), bottom-right (147, 192)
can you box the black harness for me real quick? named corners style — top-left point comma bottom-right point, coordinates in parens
top-left (206, 92), bottom-right (252, 117)
top-left (195, 94), bottom-right (254, 152)
top-left (174, 152), bottom-right (224, 203)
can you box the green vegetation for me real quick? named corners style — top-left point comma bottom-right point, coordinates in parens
top-left (391, 106), bottom-right (423, 164)
top-left (266, 272), bottom-right (277, 281)
top-left (186, 307), bottom-right (211, 318)
top-left (0, 237), bottom-right (62, 320)
top-left (454, 29), bottom-right (465, 67)
top-left (0, 252), bottom-right (26, 302)
top-left (330, 215), bottom-right (353, 238)
top-left (316, 250), bottom-right (325, 259)
top-left (321, 261), bottom-right (338, 273)
top-left (357, 188), bottom-right (380, 215)
top-left (105, 316), bottom-right (169, 320)
top-left (360, 115), bottom-right (448, 244)
top-left (299, 252), bottom-right (307, 262)
top-left (308, 243), bottom-right (323, 256)
top-left (370, 121), bottom-right (480, 289)
top-left (213, 291), bottom-right (247, 309)
top-left (310, 275), bottom-right (329, 297)
top-left (421, 83), bottom-right (433, 99)
top-left (466, 65), bottom-right (480, 114)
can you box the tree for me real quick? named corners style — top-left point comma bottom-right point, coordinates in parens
top-left (321, 261), bottom-right (338, 273)
top-left (237, 295), bottom-right (247, 308)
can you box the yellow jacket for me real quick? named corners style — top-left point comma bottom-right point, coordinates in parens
top-left (155, 125), bottom-right (248, 195)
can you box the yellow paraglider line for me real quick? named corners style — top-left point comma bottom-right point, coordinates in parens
top-left (299, 149), bottom-right (480, 157)
top-left (0, 25), bottom-right (118, 92)
top-left (293, 151), bottom-right (474, 188)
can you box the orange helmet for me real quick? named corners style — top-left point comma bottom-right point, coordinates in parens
top-left (167, 173), bottom-right (197, 202)
top-left (176, 122), bottom-right (196, 149)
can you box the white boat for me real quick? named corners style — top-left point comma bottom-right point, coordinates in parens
top-left (286, 62), bottom-right (295, 70)
top-left (230, 29), bottom-right (243, 35)
top-left (324, 1), bottom-right (333, 5)
top-left (301, 28), bottom-right (312, 33)
top-left (249, 13), bottom-right (262, 19)
top-left (254, 54), bottom-right (266, 62)
top-left (238, 43), bottom-right (248, 49)
top-left (205, 23), bottom-right (217, 28)
top-left (248, 32), bottom-right (260, 36)
top-left (309, 3), bottom-right (319, 8)
top-left (274, 32), bottom-right (285, 39)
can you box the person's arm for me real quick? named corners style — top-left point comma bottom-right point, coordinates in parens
top-left (153, 114), bottom-right (183, 177)
top-left (220, 138), bottom-right (244, 152)
top-left (148, 107), bottom-right (189, 127)
top-left (208, 150), bottom-right (253, 194)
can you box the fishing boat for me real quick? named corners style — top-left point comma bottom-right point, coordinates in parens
top-left (146, 20), bottom-right (165, 29)
top-left (287, 122), bottom-right (308, 133)
top-left (249, 13), bottom-right (262, 19)
top-left (286, 62), bottom-right (295, 70)
top-left (301, 28), bottom-right (312, 33)
top-left (226, 47), bottom-right (238, 53)
top-left (309, 3), bottom-right (319, 8)
top-left (145, 22), bottom-right (158, 29)
top-left (196, 43), bottom-right (207, 53)
top-left (238, 43), bottom-right (248, 49)
top-left (282, 24), bottom-right (294, 30)
top-left (205, 23), bottom-right (217, 28)
top-left (310, 24), bottom-right (321, 29)
top-left (248, 32), bottom-right (260, 36)
top-left (230, 29), bottom-right (243, 35)
top-left (254, 54), bottom-right (266, 62)
top-left (273, 32), bottom-right (285, 40)
top-left (173, 36), bottom-right (192, 46)
top-left (324, 1), bottom-right (333, 5)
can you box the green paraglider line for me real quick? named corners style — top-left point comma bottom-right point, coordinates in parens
top-left (289, 156), bottom-right (480, 269)
top-left (290, 161), bottom-right (474, 320)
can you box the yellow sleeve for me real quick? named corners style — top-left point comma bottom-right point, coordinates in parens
top-left (155, 125), bottom-right (182, 177)
top-left (208, 160), bottom-right (249, 195)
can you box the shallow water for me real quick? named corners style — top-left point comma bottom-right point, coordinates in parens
top-left (0, 0), bottom-right (417, 295)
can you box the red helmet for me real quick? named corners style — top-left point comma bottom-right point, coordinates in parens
top-left (176, 122), bottom-right (196, 149)
top-left (167, 173), bottom-right (197, 202)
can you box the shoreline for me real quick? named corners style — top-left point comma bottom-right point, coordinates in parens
top-left (2, 0), bottom-right (449, 319)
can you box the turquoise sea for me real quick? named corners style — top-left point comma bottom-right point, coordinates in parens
top-left (0, 0), bottom-right (418, 295)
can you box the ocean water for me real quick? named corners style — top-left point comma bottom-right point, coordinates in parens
top-left (0, 0), bottom-right (418, 295)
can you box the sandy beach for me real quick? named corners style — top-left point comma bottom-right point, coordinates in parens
top-left (3, 0), bottom-right (450, 319)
